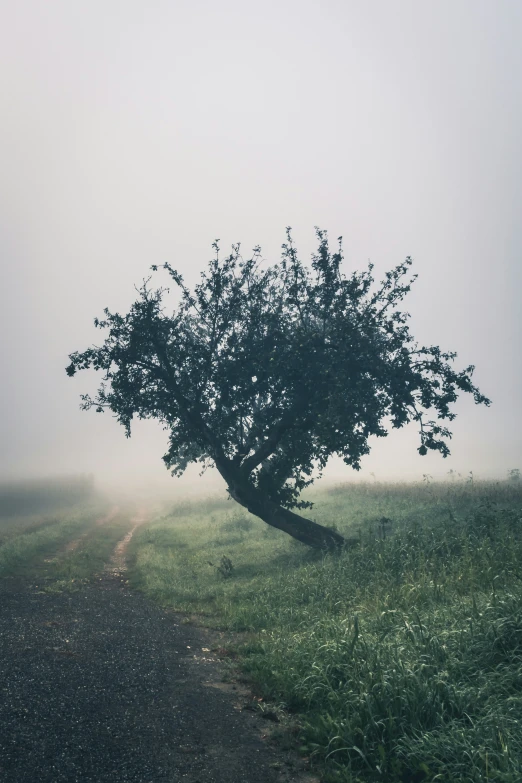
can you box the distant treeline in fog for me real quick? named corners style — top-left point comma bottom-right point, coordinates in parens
top-left (0, 475), bottom-right (95, 518)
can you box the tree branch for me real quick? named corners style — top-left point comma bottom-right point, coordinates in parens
top-left (240, 408), bottom-right (297, 476)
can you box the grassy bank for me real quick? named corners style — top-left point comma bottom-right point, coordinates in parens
top-left (129, 479), bottom-right (522, 782)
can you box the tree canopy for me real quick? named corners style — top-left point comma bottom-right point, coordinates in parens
top-left (66, 229), bottom-right (490, 548)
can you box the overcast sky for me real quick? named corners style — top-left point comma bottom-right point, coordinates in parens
top-left (1, 0), bottom-right (520, 494)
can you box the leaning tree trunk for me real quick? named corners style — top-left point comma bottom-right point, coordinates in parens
top-left (227, 481), bottom-right (349, 551)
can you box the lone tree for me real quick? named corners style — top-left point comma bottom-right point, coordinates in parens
top-left (66, 229), bottom-right (490, 549)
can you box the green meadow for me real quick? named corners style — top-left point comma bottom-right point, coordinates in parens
top-left (129, 478), bottom-right (522, 783)
top-left (0, 505), bottom-right (106, 579)
top-left (0, 477), bottom-right (104, 579)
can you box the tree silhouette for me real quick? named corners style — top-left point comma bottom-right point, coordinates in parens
top-left (67, 229), bottom-right (490, 549)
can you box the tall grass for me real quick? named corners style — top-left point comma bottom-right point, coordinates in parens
top-left (129, 480), bottom-right (522, 782)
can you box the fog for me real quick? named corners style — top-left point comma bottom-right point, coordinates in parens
top-left (1, 0), bottom-right (521, 497)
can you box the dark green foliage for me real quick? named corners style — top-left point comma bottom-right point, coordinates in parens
top-left (67, 229), bottom-right (489, 544)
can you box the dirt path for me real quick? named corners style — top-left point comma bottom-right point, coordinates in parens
top-left (0, 515), bottom-right (315, 783)
top-left (43, 506), bottom-right (121, 564)
top-left (103, 510), bottom-right (145, 580)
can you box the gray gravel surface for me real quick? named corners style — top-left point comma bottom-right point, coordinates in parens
top-left (0, 575), bottom-right (304, 783)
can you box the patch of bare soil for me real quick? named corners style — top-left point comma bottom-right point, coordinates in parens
top-left (1, 510), bottom-right (317, 783)
top-left (103, 510), bottom-right (146, 580)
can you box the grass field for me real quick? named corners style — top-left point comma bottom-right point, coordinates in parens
top-left (0, 506), bottom-right (104, 578)
top-left (128, 478), bottom-right (522, 783)
top-left (0, 476), bottom-right (123, 582)
top-left (0, 475), bottom-right (106, 579)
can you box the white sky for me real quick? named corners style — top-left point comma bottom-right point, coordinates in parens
top-left (1, 0), bottom-right (521, 494)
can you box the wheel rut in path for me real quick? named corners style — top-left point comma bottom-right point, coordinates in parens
top-left (43, 506), bottom-right (121, 565)
top-left (0, 512), bottom-right (314, 783)
top-left (102, 510), bottom-right (146, 581)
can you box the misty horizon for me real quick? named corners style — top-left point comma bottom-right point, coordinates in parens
top-left (1, 0), bottom-right (521, 494)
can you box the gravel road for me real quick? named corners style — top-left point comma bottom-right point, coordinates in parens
top-left (0, 564), bottom-right (309, 782)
